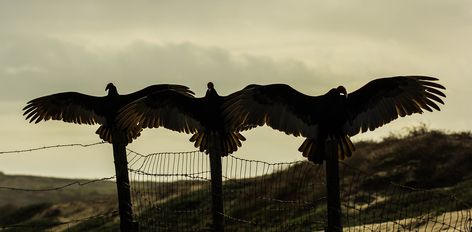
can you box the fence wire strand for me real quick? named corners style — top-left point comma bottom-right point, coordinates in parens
top-left (0, 175), bottom-right (116, 192)
top-left (0, 142), bottom-right (117, 231)
top-left (0, 142), bottom-right (106, 155)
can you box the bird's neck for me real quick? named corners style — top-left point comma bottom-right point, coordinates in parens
top-left (107, 88), bottom-right (119, 96)
top-left (206, 89), bottom-right (219, 98)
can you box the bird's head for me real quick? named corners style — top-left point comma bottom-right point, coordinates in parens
top-left (105, 83), bottom-right (118, 96)
top-left (207, 82), bottom-right (214, 90)
top-left (206, 82), bottom-right (218, 97)
top-left (336, 85), bottom-right (347, 98)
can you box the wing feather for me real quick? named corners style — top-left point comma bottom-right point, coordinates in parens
top-left (23, 92), bottom-right (105, 125)
top-left (117, 90), bottom-right (203, 133)
top-left (344, 76), bottom-right (445, 136)
top-left (224, 84), bottom-right (321, 138)
top-left (119, 84), bottom-right (194, 104)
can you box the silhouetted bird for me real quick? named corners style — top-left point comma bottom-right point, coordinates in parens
top-left (117, 82), bottom-right (246, 156)
top-left (23, 83), bottom-right (194, 144)
top-left (223, 76), bottom-right (446, 164)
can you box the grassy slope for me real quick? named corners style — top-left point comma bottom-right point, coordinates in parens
top-left (340, 129), bottom-right (472, 228)
top-left (0, 175), bottom-right (119, 231)
top-left (0, 174), bottom-right (117, 207)
top-left (136, 128), bottom-right (472, 231)
top-left (0, 128), bottom-right (471, 231)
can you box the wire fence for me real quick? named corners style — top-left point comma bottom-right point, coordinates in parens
top-left (0, 143), bottom-right (471, 231)
top-left (0, 176), bottom-right (116, 192)
top-left (128, 150), bottom-right (472, 232)
top-left (0, 142), bottom-right (118, 231)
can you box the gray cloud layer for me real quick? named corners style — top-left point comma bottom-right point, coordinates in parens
top-left (0, 0), bottom-right (470, 178)
top-left (1, 35), bottom-right (335, 101)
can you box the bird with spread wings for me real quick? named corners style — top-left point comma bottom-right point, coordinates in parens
top-left (117, 82), bottom-right (246, 156)
top-left (223, 76), bottom-right (446, 164)
top-left (23, 83), bottom-right (194, 144)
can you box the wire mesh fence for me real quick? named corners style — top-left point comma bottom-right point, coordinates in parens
top-left (128, 150), bottom-right (213, 231)
top-left (339, 162), bottom-right (472, 232)
top-left (128, 150), bottom-right (472, 232)
top-left (0, 143), bottom-right (471, 231)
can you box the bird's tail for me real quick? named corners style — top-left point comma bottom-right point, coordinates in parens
top-left (298, 135), bottom-right (355, 164)
top-left (96, 125), bottom-right (142, 144)
top-left (96, 126), bottom-right (113, 143)
top-left (189, 131), bottom-right (246, 156)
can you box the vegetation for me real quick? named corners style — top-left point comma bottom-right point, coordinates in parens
top-left (0, 127), bottom-right (471, 231)
top-left (0, 174), bottom-right (116, 207)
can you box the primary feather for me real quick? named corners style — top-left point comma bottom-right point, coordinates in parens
top-left (23, 83), bottom-right (194, 144)
top-left (117, 82), bottom-right (246, 156)
top-left (223, 76), bottom-right (445, 164)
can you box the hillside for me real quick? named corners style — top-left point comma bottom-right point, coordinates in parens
top-left (348, 128), bottom-right (472, 191)
top-left (0, 174), bottom-right (117, 207)
top-left (0, 174), bottom-right (119, 231)
top-left (0, 128), bottom-right (471, 231)
top-left (135, 128), bottom-right (472, 231)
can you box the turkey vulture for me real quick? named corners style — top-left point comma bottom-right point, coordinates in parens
top-left (117, 82), bottom-right (246, 156)
top-left (23, 83), bottom-right (194, 144)
top-left (223, 76), bottom-right (446, 164)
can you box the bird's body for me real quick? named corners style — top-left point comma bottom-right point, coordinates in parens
top-left (295, 87), bottom-right (353, 163)
top-left (117, 82), bottom-right (245, 156)
top-left (223, 76), bottom-right (446, 163)
top-left (23, 83), bottom-right (194, 144)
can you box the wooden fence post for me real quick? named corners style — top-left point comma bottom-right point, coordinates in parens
top-left (112, 131), bottom-right (137, 232)
top-left (209, 148), bottom-right (225, 231)
top-left (325, 139), bottom-right (342, 232)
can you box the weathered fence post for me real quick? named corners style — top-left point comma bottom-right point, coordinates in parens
top-left (325, 139), bottom-right (342, 232)
top-left (209, 146), bottom-right (225, 231)
top-left (111, 131), bottom-right (136, 232)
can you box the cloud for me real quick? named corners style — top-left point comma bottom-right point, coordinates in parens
top-left (1, 0), bottom-right (471, 178)
top-left (2, 1), bottom-right (470, 46)
top-left (0, 35), bottom-right (337, 101)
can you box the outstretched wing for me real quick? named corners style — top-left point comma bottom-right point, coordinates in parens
top-left (223, 84), bottom-right (322, 137)
top-left (23, 92), bottom-right (106, 124)
top-left (119, 84), bottom-right (194, 104)
top-left (117, 90), bottom-right (203, 134)
top-left (344, 76), bottom-right (446, 136)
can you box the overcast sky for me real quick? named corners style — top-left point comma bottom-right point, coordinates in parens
top-left (1, 1), bottom-right (470, 178)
